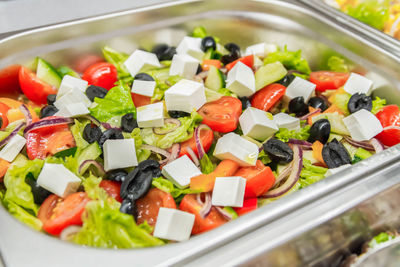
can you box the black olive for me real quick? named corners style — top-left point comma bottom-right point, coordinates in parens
top-left (99, 128), bottom-right (124, 147)
top-left (239, 97), bottom-right (251, 109)
top-left (40, 105), bottom-right (58, 118)
top-left (322, 139), bottom-right (351, 168)
top-left (201, 36), bottom-right (216, 51)
top-left (121, 113), bottom-right (138, 133)
top-left (196, 64), bottom-right (203, 75)
top-left (151, 44), bottom-right (176, 61)
top-left (120, 160), bottom-right (160, 201)
top-left (347, 93), bottom-right (372, 114)
top-left (308, 119), bottom-right (331, 144)
top-left (277, 74), bottom-right (296, 87)
top-left (168, 110), bottom-right (191, 118)
top-left (224, 43), bottom-right (241, 58)
top-left (47, 94), bottom-right (57, 106)
top-left (308, 97), bottom-right (328, 112)
top-left (134, 73), bottom-right (154, 82)
top-left (106, 169), bottom-right (128, 183)
top-left (83, 124), bottom-right (102, 144)
top-left (25, 175), bottom-right (51, 205)
top-left (220, 54), bottom-right (238, 65)
top-left (85, 85), bottom-right (108, 102)
top-left (0, 117), bottom-right (3, 129)
top-left (120, 198), bottom-right (137, 218)
top-left (288, 96), bottom-right (308, 117)
top-left (263, 139), bottom-right (294, 164)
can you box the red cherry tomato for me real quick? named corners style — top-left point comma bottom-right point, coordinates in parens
top-left (198, 96), bottom-right (242, 133)
top-left (38, 192), bottom-right (90, 236)
top-left (99, 180), bottom-right (122, 202)
top-left (233, 198), bottom-right (258, 216)
top-left (131, 93), bottom-right (151, 108)
top-left (136, 188), bottom-right (176, 227)
top-left (251, 83), bottom-right (286, 112)
top-left (82, 62), bottom-right (118, 90)
top-left (225, 55), bottom-right (254, 71)
top-left (179, 194), bottom-right (227, 235)
top-left (375, 105), bottom-right (400, 146)
top-left (0, 65), bottom-right (22, 98)
top-left (309, 71), bottom-right (350, 92)
top-left (0, 102), bottom-right (10, 130)
top-left (18, 66), bottom-right (57, 105)
top-left (179, 127), bottom-right (214, 158)
top-left (234, 160), bottom-right (275, 198)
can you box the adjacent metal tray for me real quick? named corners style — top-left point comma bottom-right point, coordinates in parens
top-left (2, 0), bottom-right (400, 266)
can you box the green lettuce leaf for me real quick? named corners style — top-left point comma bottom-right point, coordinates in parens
top-left (275, 125), bottom-right (311, 142)
top-left (192, 26), bottom-right (207, 38)
top-left (73, 175), bottom-right (164, 248)
top-left (102, 46), bottom-right (131, 83)
top-left (327, 56), bottom-right (351, 73)
top-left (70, 119), bottom-right (90, 148)
top-left (331, 91), bottom-right (351, 116)
top-left (257, 150), bottom-right (271, 165)
top-left (264, 46), bottom-right (311, 74)
top-left (368, 232), bottom-right (396, 248)
top-left (150, 74), bottom-right (182, 102)
top-left (298, 159), bottom-right (327, 189)
top-left (141, 111), bottom-right (203, 149)
top-left (200, 154), bottom-right (215, 174)
top-left (152, 177), bottom-right (200, 203)
top-left (123, 128), bottom-right (151, 163)
top-left (3, 200), bottom-right (43, 230)
top-left (345, 0), bottom-right (390, 31)
top-left (371, 97), bottom-right (386, 114)
top-left (57, 66), bottom-right (80, 78)
top-left (90, 82), bottom-right (136, 122)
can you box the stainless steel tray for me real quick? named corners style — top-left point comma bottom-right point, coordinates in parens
top-left (2, 0), bottom-right (400, 266)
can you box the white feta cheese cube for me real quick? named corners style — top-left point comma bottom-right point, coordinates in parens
top-left (0, 135), bottom-right (26, 162)
top-left (57, 75), bottom-right (88, 97)
top-left (343, 72), bottom-right (373, 95)
top-left (343, 109), bottom-right (383, 141)
top-left (162, 155), bottom-right (202, 189)
top-left (169, 54), bottom-right (199, 79)
top-left (325, 164), bottom-right (351, 177)
top-left (37, 163), bottom-right (81, 198)
top-left (285, 76), bottom-right (315, 102)
top-left (131, 80), bottom-right (156, 97)
top-left (123, 49), bottom-right (161, 77)
top-left (239, 107), bottom-right (278, 141)
top-left (176, 36), bottom-right (204, 61)
top-left (164, 79), bottom-right (206, 113)
top-left (211, 177), bottom-right (246, 207)
top-left (226, 62), bottom-right (256, 97)
top-left (103, 139), bottom-right (138, 171)
top-left (213, 132), bottom-right (259, 166)
top-left (54, 103), bottom-right (89, 118)
top-left (136, 102), bottom-right (164, 128)
top-left (253, 56), bottom-right (264, 69)
top-left (273, 113), bottom-right (300, 131)
top-left (244, 43), bottom-right (277, 57)
top-left (153, 208), bottom-right (195, 242)
top-left (54, 87), bottom-right (91, 110)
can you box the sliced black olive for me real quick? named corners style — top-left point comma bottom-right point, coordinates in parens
top-left (196, 64), bottom-right (203, 75)
top-left (224, 43), bottom-right (241, 58)
top-left (239, 97), bottom-right (251, 109)
top-left (151, 44), bottom-right (176, 61)
top-left (25, 174), bottom-right (51, 205)
top-left (139, 159), bottom-right (162, 176)
top-left (47, 94), bottom-right (57, 106)
top-left (308, 97), bottom-right (328, 112)
top-left (220, 54), bottom-right (238, 65)
top-left (83, 124), bottom-right (102, 144)
top-left (40, 105), bottom-right (58, 118)
top-left (201, 36), bottom-right (217, 51)
top-left (347, 93), bottom-right (372, 114)
top-left (322, 139), bottom-right (351, 168)
top-left (120, 198), bottom-right (137, 218)
top-left (106, 169), bottom-right (128, 183)
top-left (121, 113), bottom-right (138, 133)
top-left (99, 128), bottom-right (124, 147)
top-left (288, 96), bottom-right (308, 117)
top-left (263, 139), bottom-right (294, 164)
top-left (134, 73), bottom-right (154, 82)
top-left (277, 74), bottom-right (296, 87)
top-left (168, 110), bottom-right (191, 118)
top-left (85, 85), bottom-right (108, 102)
top-left (308, 119), bottom-right (331, 144)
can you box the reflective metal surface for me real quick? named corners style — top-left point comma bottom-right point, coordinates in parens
top-left (1, 0), bottom-right (400, 266)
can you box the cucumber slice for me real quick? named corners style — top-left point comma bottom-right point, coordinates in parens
top-left (36, 58), bottom-right (62, 88)
top-left (205, 87), bottom-right (223, 102)
top-left (354, 147), bottom-right (372, 160)
top-left (255, 61), bottom-right (287, 91)
top-left (57, 66), bottom-right (80, 79)
top-left (203, 49), bottom-right (215, 60)
top-left (76, 142), bottom-right (102, 174)
top-left (205, 66), bottom-right (225, 91)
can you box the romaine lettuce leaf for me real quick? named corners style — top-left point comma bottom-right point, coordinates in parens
top-left (345, 0), bottom-right (390, 31)
top-left (371, 96), bottom-right (386, 114)
top-left (275, 125), bottom-right (311, 142)
top-left (327, 56), bottom-right (351, 73)
top-left (200, 154), bottom-right (215, 174)
top-left (152, 177), bottom-right (200, 202)
top-left (70, 119), bottom-right (90, 148)
top-left (192, 26), bottom-right (207, 38)
top-left (368, 232), bottom-right (395, 248)
top-left (123, 128), bottom-right (151, 163)
top-left (264, 46), bottom-right (311, 74)
top-left (3, 200), bottom-right (42, 230)
top-left (298, 159), bottom-right (327, 189)
top-left (102, 46), bottom-right (131, 83)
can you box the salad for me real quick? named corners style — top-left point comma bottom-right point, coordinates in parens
top-left (0, 26), bottom-right (398, 248)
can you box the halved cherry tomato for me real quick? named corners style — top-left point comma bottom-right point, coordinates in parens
top-left (202, 59), bottom-right (222, 71)
top-left (179, 194), bottom-right (227, 234)
top-left (0, 98), bottom-right (39, 124)
top-left (38, 192), bottom-right (90, 236)
top-left (179, 127), bottom-right (214, 158)
top-left (136, 188), bottom-right (176, 227)
top-left (0, 102), bottom-right (10, 130)
top-left (99, 180), bottom-right (122, 202)
top-left (225, 55), bottom-right (254, 71)
top-left (131, 93), bottom-right (151, 108)
top-left (18, 66), bottom-right (57, 105)
top-left (309, 71), bottom-right (350, 92)
top-left (198, 96), bottom-right (242, 133)
top-left (234, 160), bottom-right (275, 198)
top-left (251, 83), bottom-right (286, 112)
top-left (375, 105), bottom-right (400, 147)
top-left (233, 198), bottom-right (258, 216)
top-left (82, 62), bottom-right (118, 90)
top-left (0, 65), bottom-right (22, 98)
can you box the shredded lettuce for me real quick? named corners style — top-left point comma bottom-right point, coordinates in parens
top-left (3, 200), bottom-right (43, 231)
top-left (123, 128), bottom-right (151, 163)
top-left (218, 88), bottom-right (237, 98)
top-left (368, 232), bottom-right (396, 248)
top-left (70, 119), bottom-right (90, 148)
top-left (258, 150), bottom-right (272, 165)
top-left (200, 154), bottom-right (215, 174)
top-left (152, 177), bottom-right (200, 203)
top-left (371, 97), bottom-right (386, 114)
top-left (275, 125), bottom-right (311, 142)
top-left (151, 74), bottom-right (182, 102)
top-left (192, 26), bottom-right (207, 38)
top-left (345, 0), bottom-right (390, 31)
top-left (102, 46), bottom-right (131, 83)
top-left (298, 159), bottom-right (327, 189)
top-left (327, 56), bottom-right (351, 73)
top-left (264, 46), bottom-right (311, 75)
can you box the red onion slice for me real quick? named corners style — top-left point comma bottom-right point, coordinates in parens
top-left (369, 138), bottom-right (384, 153)
top-left (60, 225), bottom-right (82, 241)
top-left (24, 117), bottom-right (73, 135)
top-left (19, 104), bottom-right (32, 125)
top-left (78, 115), bottom-right (101, 126)
top-left (141, 144), bottom-right (171, 159)
top-left (186, 146), bottom-right (200, 167)
top-left (343, 136), bottom-right (375, 151)
top-left (194, 124), bottom-right (211, 159)
top-left (273, 164), bottom-right (293, 186)
top-left (299, 108), bottom-right (321, 121)
top-left (383, 126), bottom-right (400, 131)
top-left (153, 118), bottom-right (181, 135)
top-left (261, 145), bottom-right (303, 199)
top-left (215, 206), bottom-right (234, 221)
top-left (78, 160), bottom-right (105, 176)
top-left (288, 139), bottom-right (312, 147)
top-left (169, 143), bottom-right (181, 163)
top-left (0, 122), bottom-right (26, 148)
top-left (198, 193), bottom-right (212, 218)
